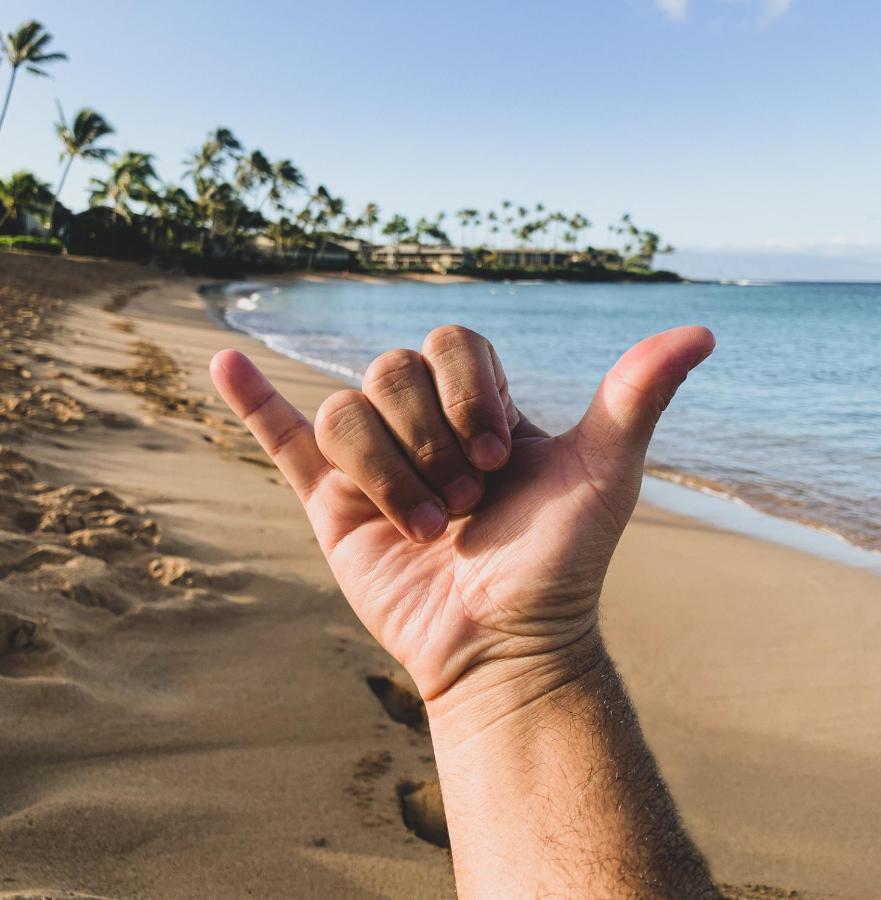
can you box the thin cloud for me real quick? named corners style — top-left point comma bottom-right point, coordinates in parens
top-left (760, 0), bottom-right (793, 25)
top-left (655, 0), bottom-right (794, 26)
top-left (656, 0), bottom-right (688, 21)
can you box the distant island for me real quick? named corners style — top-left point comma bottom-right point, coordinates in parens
top-left (0, 19), bottom-right (681, 284)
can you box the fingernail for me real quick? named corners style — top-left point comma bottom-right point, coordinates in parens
top-left (443, 474), bottom-right (482, 513)
top-left (469, 432), bottom-right (507, 470)
top-left (408, 500), bottom-right (447, 541)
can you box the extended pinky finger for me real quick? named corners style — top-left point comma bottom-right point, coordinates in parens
top-left (209, 349), bottom-right (331, 501)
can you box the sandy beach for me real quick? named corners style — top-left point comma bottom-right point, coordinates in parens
top-left (1, 251), bottom-right (879, 899)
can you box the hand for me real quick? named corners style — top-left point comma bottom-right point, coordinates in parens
top-left (210, 324), bottom-right (714, 707)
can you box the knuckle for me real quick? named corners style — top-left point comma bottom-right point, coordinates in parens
top-left (241, 388), bottom-right (276, 423)
top-left (423, 323), bottom-right (482, 358)
top-left (441, 383), bottom-right (497, 418)
top-left (315, 389), bottom-right (368, 441)
top-left (411, 433), bottom-right (458, 467)
top-left (363, 348), bottom-right (422, 398)
top-left (365, 456), bottom-right (413, 501)
top-left (267, 417), bottom-right (309, 458)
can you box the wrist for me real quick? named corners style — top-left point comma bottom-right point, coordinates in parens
top-left (425, 626), bottom-right (609, 750)
top-left (423, 630), bottom-right (718, 899)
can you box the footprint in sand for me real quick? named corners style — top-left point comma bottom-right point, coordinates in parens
top-left (396, 780), bottom-right (449, 849)
top-left (0, 611), bottom-right (54, 676)
top-left (347, 750), bottom-right (393, 812)
top-left (0, 385), bottom-right (87, 430)
top-left (363, 675), bottom-right (450, 848)
top-left (35, 486), bottom-right (159, 548)
top-left (0, 446), bottom-right (35, 481)
top-left (147, 555), bottom-right (249, 593)
top-left (365, 674), bottom-right (426, 730)
top-left (0, 544), bottom-right (76, 579)
top-left (67, 528), bottom-right (139, 559)
top-left (61, 569), bottom-right (137, 616)
top-left (0, 611), bottom-right (51, 654)
top-left (97, 411), bottom-right (137, 430)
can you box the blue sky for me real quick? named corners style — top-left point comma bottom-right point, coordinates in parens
top-left (1, 0), bottom-right (879, 279)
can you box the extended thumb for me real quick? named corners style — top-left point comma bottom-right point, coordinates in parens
top-left (576, 325), bottom-right (715, 461)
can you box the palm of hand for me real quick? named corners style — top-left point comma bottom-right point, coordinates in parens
top-left (309, 429), bottom-right (635, 698)
top-left (211, 324), bottom-right (713, 702)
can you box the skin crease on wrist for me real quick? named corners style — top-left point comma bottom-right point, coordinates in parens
top-left (210, 322), bottom-right (721, 898)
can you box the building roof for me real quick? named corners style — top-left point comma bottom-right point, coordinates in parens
top-left (333, 237), bottom-right (373, 252)
top-left (491, 247), bottom-right (573, 254)
top-left (371, 243), bottom-right (465, 255)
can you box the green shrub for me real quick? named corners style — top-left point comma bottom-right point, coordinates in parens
top-left (0, 235), bottom-right (66, 255)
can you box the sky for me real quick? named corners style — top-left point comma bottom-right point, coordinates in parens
top-left (1, 0), bottom-right (879, 279)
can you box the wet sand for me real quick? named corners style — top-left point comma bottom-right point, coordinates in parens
top-left (1, 252), bottom-right (878, 898)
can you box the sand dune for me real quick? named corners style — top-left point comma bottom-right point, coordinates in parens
top-left (1, 252), bottom-right (878, 898)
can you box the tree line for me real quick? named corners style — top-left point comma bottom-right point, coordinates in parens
top-left (0, 20), bottom-right (673, 271)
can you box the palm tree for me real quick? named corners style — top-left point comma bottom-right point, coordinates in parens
top-left (0, 170), bottom-right (53, 231)
top-left (382, 214), bottom-right (409, 244)
top-left (635, 229), bottom-right (673, 269)
top-left (485, 210), bottom-right (498, 247)
top-left (184, 127), bottom-right (241, 179)
top-left (89, 151), bottom-right (158, 224)
top-left (500, 201), bottom-right (515, 246)
top-left (569, 213), bottom-right (591, 249)
top-left (425, 212), bottom-right (450, 245)
top-left (183, 144), bottom-right (218, 184)
top-left (226, 149), bottom-right (270, 239)
top-left (532, 214), bottom-right (550, 253)
top-left (149, 184), bottom-right (198, 249)
top-left (0, 21), bottom-right (67, 136)
top-left (265, 215), bottom-right (304, 256)
top-left (261, 159), bottom-right (305, 213)
top-left (305, 185), bottom-right (345, 265)
top-left (182, 129), bottom-right (244, 250)
top-left (456, 208), bottom-right (480, 247)
top-left (549, 211), bottom-right (567, 249)
top-left (411, 216), bottom-right (431, 266)
top-left (456, 209), bottom-right (470, 247)
top-left (183, 126), bottom-right (242, 203)
top-left (362, 202), bottom-right (380, 243)
top-left (323, 192), bottom-right (346, 234)
top-left (51, 105), bottom-right (114, 222)
top-left (340, 214), bottom-right (362, 237)
top-left (516, 205), bottom-right (529, 247)
top-left (294, 204), bottom-right (315, 257)
top-left (235, 149), bottom-right (271, 200)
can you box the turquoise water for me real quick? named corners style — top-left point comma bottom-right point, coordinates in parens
top-left (222, 278), bottom-right (881, 555)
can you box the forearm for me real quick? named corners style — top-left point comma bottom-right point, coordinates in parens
top-left (426, 635), bottom-right (719, 899)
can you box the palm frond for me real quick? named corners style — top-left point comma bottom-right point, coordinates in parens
top-left (32, 51), bottom-right (67, 63)
top-left (5, 20), bottom-right (65, 72)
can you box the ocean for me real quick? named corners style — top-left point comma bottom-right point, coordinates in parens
top-left (219, 277), bottom-right (880, 562)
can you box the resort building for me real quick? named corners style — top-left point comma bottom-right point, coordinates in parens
top-left (247, 234), bottom-right (627, 273)
top-left (488, 248), bottom-right (575, 268)
top-left (369, 243), bottom-right (467, 273)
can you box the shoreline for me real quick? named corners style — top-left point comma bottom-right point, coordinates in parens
top-left (208, 276), bottom-right (881, 577)
top-left (3, 252), bottom-right (880, 898)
